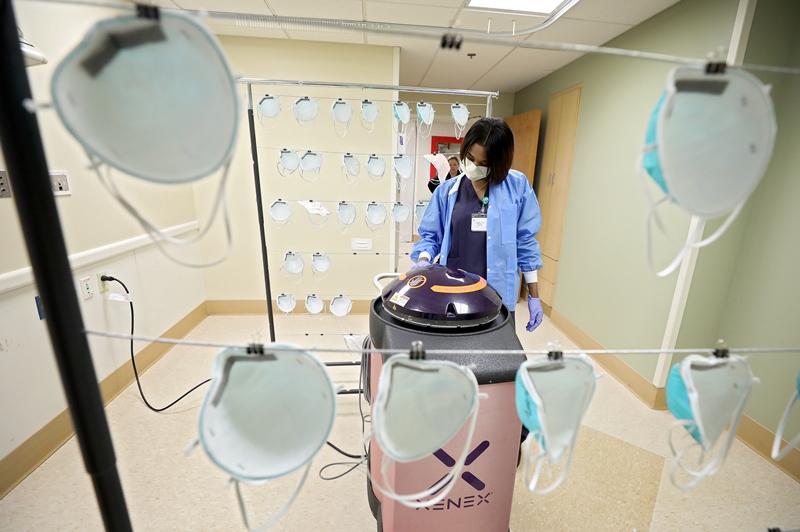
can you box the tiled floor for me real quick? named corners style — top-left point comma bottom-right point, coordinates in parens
top-left (1, 305), bottom-right (798, 531)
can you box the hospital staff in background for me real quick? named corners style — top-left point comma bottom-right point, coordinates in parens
top-left (427, 155), bottom-right (462, 192)
top-left (411, 118), bottom-right (544, 331)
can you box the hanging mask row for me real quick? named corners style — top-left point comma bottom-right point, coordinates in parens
top-left (279, 251), bottom-right (332, 280)
top-left (257, 95), bottom-right (381, 134)
top-left (268, 199), bottom-right (411, 231)
top-left (275, 293), bottom-right (353, 317)
top-left (277, 150), bottom-right (404, 183)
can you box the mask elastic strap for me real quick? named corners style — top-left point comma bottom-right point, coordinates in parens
top-left (341, 166), bottom-right (358, 187)
top-left (92, 155), bottom-right (234, 269)
top-left (360, 117), bottom-right (376, 133)
top-left (312, 263), bottom-right (330, 280)
top-left (298, 169), bottom-right (320, 184)
top-left (257, 111), bottom-right (278, 130)
top-left (364, 393), bottom-right (482, 508)
top-left (234, 461), bottom-right (312, 531)
top-left (418, 120), bottom-right (432, 139)
top-left (332, 114), bottom-right (350, 138)
top-left (281, 260), bottom-right (304, 284)
top-left (269, 204), bottom-right (292, 228)
top-left (454, 122), bottom-right (466, 140)
top-left (521, 431), bottom-right (574, 495)
top-left (304, 211), bottom-right (330, 227)
top-left (365, 211), bottom-right (386, 236)
top-left (772, 391), bottom-right (800, 461)
top-left (276, 161), bottom-right (296, 178)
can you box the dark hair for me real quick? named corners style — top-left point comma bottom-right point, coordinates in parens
top-left (459, 117), bottom-right (514, 185)
top-left (447, 155), bottom-right (459, 163)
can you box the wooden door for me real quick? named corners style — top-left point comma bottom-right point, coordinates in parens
top-left (535, 95), bottom-right (562, 256)
top-left (504, 109), bottom-right (541, 186)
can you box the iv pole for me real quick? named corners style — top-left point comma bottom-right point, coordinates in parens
top-left (0, 1), bottom-right (132, 530)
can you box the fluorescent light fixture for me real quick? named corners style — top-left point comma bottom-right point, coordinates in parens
top-left (467, 0), bottom-right (566, 15)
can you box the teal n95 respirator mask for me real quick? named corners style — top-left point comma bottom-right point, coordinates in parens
top-left (195, 344), bottom-right (335, 530)
top-left (393, 101), bottom-right (410, 134)
top-left (276, 293), bottom-right (296, 314)
top-left (297, 200), bottom-right (330, 227)
top-left (51, 11), bottom-right (239, 268)
top-left (366, 154), bottom-right (386, 181)
top-left (515, 354), bottom-right (596, 495)
top-left (416, 102), bottom-right (435, 138)
top-left (257, 94), bottom-right (281, 129)
top-left (292, 96), bottom-right (318, 131)
top-left (367, 354), bottom-right (484, 508)
top-left (772, 371), bottom-right (800, 462)
top-left (329, 294), bottom-right (352, 317)
top-left (451, 103), bottom-right (470, 139)
top-left (311, 252), bottom-right (331, 279)
top-left (330, 98), bottom-right (353, 138)
top-left (365, 201), bottom-right (387, 233)
top-left (336, 201), bottom-right (357, 233)
top-left (298, 151), bottom-right (322, 183)
top-left (277, 149), bottom-right (300, 178)
top-left (641, 65), bottom-right (777, 277)
top-left (342, 153), bottom-right (360, 185)
top-left (666, 354), bottom-right (757, 489)
top-left (268, 199), bottom-right (292, 227)
top-left (361, 99), bottom-right (379, 132)
top-left (391, 202), bottom-right (410, 223)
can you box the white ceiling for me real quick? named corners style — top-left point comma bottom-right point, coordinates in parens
top-left (149, 0), bottom-right (682, 93)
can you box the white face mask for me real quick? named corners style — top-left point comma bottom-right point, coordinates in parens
top-left (393, 155), bottom-right (413, 180)
top-left (365, 201), bottom-right (387, 232)
top-left (462, 158), bottom-right (489, 181)
top-left (282, 251), bottom-right (305, 277)
top-left (368, 354), bottom-right (483, 508)
top-left (391, 202), bottom-right (410, 223)
top-left (276, 293), bottom-right (296, 313)
top-left (257, 95), bottom-right (281, 129)
top-left (292, 97), bottom-right (318, 130)
top-left (641, 65), bottom-right (776, 277)
top-left (666, 354), bottom-right (757, 489)
top-left (772, 371), bottom-right (800, 462)
top-left (414, 201), bottom-right (427, 227)
top-left (277, 149), bottom-right (300, 178)
top-left (298, 151), bottom-right (322, 183)
top-left (330, 98), bottom-right (353, 138)
top-left (451, 103), bottom-right (470, 139)
top-left (268, 199), bottom-right (292, 226)
top-left (341, 153), bottom-right (360, 185)
top-left (51, 11), bottom-right (239, 185)
top-left (329, 294), bottom-right (352, 317)
top-left (366, 154), bottom-right (386, 180)
top-left (311, 252), bottom-right (331, 278)
top-left (197, 345), bottom-right (335, 530)
top-left (305, 294), bottom-right (325, 315)
top-left (297, 200), bottom-right (330, 226)
top-left (361, 99), bottom-right (379, 131)
top-left (516, 354), bottom-right (596, 494)
top-left (336, 201), bottom-right (357, 233)
top-left (416, 102), bottom-right (435, 139)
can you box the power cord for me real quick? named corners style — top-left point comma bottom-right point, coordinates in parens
top-left (101, 275), bottom-right (210, 412)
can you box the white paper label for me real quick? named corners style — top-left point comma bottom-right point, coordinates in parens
top-left (109, 292), bottom-right (132, 302)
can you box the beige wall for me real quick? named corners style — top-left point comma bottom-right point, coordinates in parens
top-left (513, 0), bottom-right (741, 380)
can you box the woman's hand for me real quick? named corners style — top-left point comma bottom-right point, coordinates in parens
top-left (526, 296), bottom-right (543, 332)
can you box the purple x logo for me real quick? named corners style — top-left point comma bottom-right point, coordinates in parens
top-left (429, 440), bottom-right (490, 492)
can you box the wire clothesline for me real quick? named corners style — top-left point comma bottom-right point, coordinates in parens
top-left (258, 146), bottom-right (457, 158)
top-left (253, 94), bottom-right (490, 107)
top-left (83, 330), bottom-right (800, 357)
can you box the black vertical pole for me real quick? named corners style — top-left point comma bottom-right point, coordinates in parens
top-left (0, 2), bottom-right (132, 530)
top-left (246, 83), bottom-right (276, 342)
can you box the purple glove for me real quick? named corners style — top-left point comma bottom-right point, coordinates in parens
top-left (411, 259), bottom-right (430, 270)
top-left (526, 296), bottom-right (543, 332)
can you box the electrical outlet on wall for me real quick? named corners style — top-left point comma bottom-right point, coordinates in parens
top-left (50, 171), bottom-right (71, 196)
top-left (0, 170), bottom-right (11, 198)
top-left (97, 271), bottom-right (109, 293)
top-left (80, 276), bottom-right (93, 299)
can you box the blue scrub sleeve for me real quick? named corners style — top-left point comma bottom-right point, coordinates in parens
top-left (411, 187), bottom-right (446, 262)
top-left (516, 180), bottom-right (543, 273)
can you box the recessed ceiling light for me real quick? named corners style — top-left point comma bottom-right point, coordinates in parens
top-left (467, 0), bottom-right (568, 15)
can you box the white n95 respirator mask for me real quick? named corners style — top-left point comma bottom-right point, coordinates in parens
top-left (365, 201), bottom-right (387, 233)
top-left (297, 200), bottom-right (330, 227)
top-left (368, 354), bottom-right (483, 508)
top-left (391, 202), bottom-right (410, 223)
top-left (305, 294), bottom-right (325, 316)
top-left (257, 94), bottom-right (281, 129)
top-left (414, 201), bottom-right (427, 228)
top-left (298, 151), bottom-right (322, 183)
top-left (342, 153), bottom-right (361, 185)
top-left (330, 98), bottom-right (353, 138)
top-left (641, 65), bottom-right (776, 277)
top-left (772, 371), bottom-right (800, 462)
top-left (277, 149), bottom-right (300, 178)
top-left (268, 199), bottom-right (292, 226)
top-left (311, 252), bottom-right (331, 278)
top-left (515, 354), bottom-right (596, 495)
top-left (666, 354), bottom-right (757, 489)
top-left (292, 96), bottom-right (318, 130)
top-left (329, 294), bottom-right (352, 317)
top-left (451, 103), bottom-right (470, 139)
top-left (361, 99), bottom-right (379, 132)
top-left (336, 201), bottom-right (357, 233)
top-left (416, 102), bottom-right (435, 138)
top-left (276, 293), bottom-right (296, 314)
top-left (196, 344), bottom-right (335, 530)
top-left (282, 251), bottom-right (304, 282)
top-left (393, 155), bottom-right (413, 180)
top-left (366, 154), bottom-right (386, 181)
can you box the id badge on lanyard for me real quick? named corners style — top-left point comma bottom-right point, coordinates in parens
top-left (471, 195), bottom-right (488, 232)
